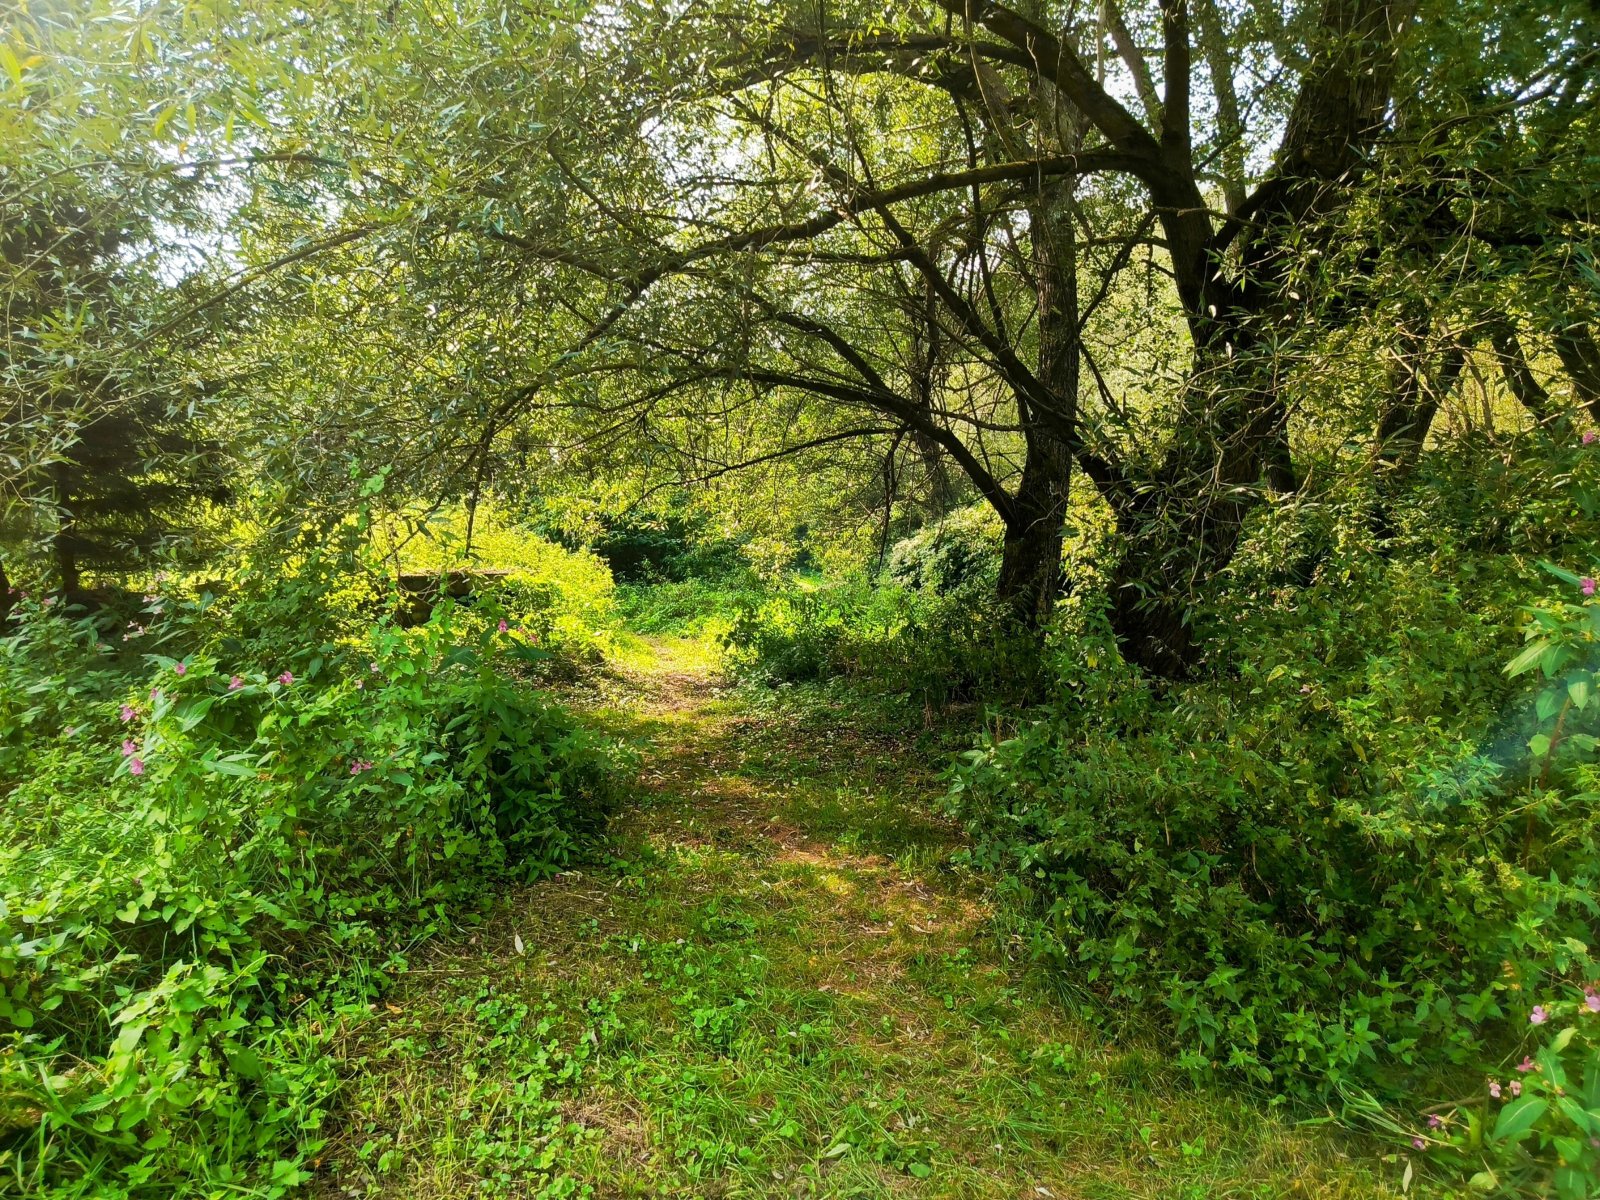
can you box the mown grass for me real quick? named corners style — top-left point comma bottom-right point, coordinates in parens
top-left (313, 636), bottom-right (1407, 1199)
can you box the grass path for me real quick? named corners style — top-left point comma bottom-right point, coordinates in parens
top-left (318, 637), bottom-right (1400, 1199)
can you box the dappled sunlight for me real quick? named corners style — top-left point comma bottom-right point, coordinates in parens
top-left (315, 638), bottom-right (1401, 1200)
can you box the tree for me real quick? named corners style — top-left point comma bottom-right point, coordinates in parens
top-left (1, 193), bottom-right (229, 595)
top-left (17, 0), bottom-right (1594, 674)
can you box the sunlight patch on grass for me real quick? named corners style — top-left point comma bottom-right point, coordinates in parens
top-left (314, 637), bottom-right (1403, 1200)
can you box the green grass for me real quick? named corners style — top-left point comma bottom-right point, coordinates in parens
top-left (312, 637), bottom-right (1406, 1198)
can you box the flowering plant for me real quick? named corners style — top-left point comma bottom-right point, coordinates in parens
top-left (1407, 992), bottom-right (1600, 1198)
top-left (0, 583), bottom-right (623, 1190)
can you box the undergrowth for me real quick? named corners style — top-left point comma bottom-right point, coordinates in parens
top-left (723, 437), bottom-right (1600, 1197)
top-left (0, 548), bottom-right (624, 1197)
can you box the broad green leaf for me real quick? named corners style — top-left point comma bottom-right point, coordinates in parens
top-left (204, 758), bottom-right (258, 777)
top-left (1505, 639), bottom-right (1550, 676)
top-left (1540, 561), bottom-right (1586, 587)
top-left (1490, 1096), bottom-right (1547, 1144)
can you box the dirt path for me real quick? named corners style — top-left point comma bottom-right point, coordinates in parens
top-left (320, 637), bottom-right (1399, 1199)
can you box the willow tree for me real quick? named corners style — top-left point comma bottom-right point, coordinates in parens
top-left (435, 0), bottom-right (1429, 672)
top-left (18, 0), bottom-right (1594, 673)
top-left (516, 0), bottom-right (1595, 673)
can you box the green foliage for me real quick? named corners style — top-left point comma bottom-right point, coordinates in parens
top-left (947, 444), bottom-right (1600, 1143)
top-left (324, 649), bottom-right (1392, 1199)
top-left (381, 503), bottom-right (619, 667)
top-left (615, 576), bottom-right (762, 638)
top-left (723, 574), bottom-right (1045, 709)
top-left (883, 505), bottom-right (1002, 597)
top-left (3, 2), bottom-right (1598, 1196)
top-left (0, 186), bottom-right (230, 592)
top-left (0, 579), bottom-right (621, 1195)
top-left (1377, 986), bottom-right (1600, 1199)
top-left (722, 582), bottom-right (906, 685)
top-left (1474, 995), bottom-right (1600, 1198)
top-left (585, 507), bottom-right (746, 585)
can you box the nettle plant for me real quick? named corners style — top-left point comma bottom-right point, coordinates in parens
top-left (1402, 962), bottom-right (1600, 1200)
top-left (1506, 564), bottom-right (1600, 772)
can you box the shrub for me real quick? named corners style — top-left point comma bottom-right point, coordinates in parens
top-left (587, 508), bottom-right (745, 584)
top-left (380, 502), bottom-right (618, 667)
top-left (883, 505), bottom-right (1002, 596)
top-left (946, 445), bottom-right (1600, 1137)
top-left (722, 582), bottom-right (904, 684)
top-left (0, 585), bottom-right (621, 1195)
top-left (615, 576), bottom-right (762, 638)
top-left (1440, 989), bottom-right (1600, 1199)
top-left (722, 575), bottom-right (1045, 708)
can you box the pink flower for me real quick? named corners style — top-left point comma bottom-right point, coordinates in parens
top-left (1426, 1114), bottom-right (1442, 1129)
top-left (228, 675), bottom-right (244, 690)
top-left (369, 662), bottom-right (379, 673)
top-left (1411, 1137), bottom-right (1425, 1150)
top-left (1585, 989), bottom-right (1600, 1013)
top-left (1531, 1005), bottom-right (1549, 1025)
top-left (1515, 1056), bottom-right (1538, 1073)
top-left (1509, 1080), bottom-right (1522, 1097)
top-left (173, 661), bottom-right (187, 677)
top-left (355, 678), bottom-right (365, 689)
top-left (1583, 578), bottom-right (1597, 598)
top-left (64, 726), bottom-right (77, 736)
top-left (348, 758), bottom-right (375, 775)
top-left (1585, 430), bottom-right (1598, 444)
top-left (119, 704), bottom-right (136, 723)
top-left (497, 619), bottom-right (509, 633)
top-left (128, 757), bottom-right (145, 777)
top-left (1489, 1080), bottom-right (1502, 1098)
top-left (121, 739), bottom-right (137, 757)
top-left (149, 688), bottom-right (162, 702)
top-left (277, 671), bottom-right (293, 686)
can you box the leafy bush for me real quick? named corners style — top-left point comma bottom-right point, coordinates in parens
top-left (0, 582), bottom-right (621, 1196)
top-left (722, 582), bottom-right (904, 684)
top-left (587, 508), bottom-right (746, 584)
top-left (883, 505), bottom-right (1002, 596)
top-left (945, 442), bottom-right (1600, 1184)
top-left (615, 576), bottom-right (762, 638)
top-left (723, 575), bottom-right (1045, 708)
top-left (1458, 989), bottom-right (1600, 1198)
top-left (381, 502), bottom-right (618, 667)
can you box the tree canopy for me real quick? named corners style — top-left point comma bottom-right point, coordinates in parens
top-left (4, 0), bottom-right (1597, 646)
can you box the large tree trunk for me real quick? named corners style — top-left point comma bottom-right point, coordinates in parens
top-left (1378, 320), bottom-right (1468, 473)
top-left (993, 43), bottom-right (1081, 630)
top-left (1102, 0), bottom-right (1407, 677)
top-left (1489, 317), bottom-right (1555, 422)
top-left (1369, 316), bottom-right (1469, 541)
top-left (997, 438), bottom-right (1071, 626)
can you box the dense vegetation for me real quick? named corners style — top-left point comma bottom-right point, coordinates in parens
top-left (3, 0), bottom-right (1599, 1196)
